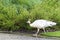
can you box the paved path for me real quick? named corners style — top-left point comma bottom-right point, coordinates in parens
top-left (0, 33), bottom-right (60, 40)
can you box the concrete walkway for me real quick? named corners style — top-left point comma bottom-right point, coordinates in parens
top-left (0, 33), bottom-right (60, 40)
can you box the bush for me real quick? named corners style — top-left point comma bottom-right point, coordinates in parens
top-left (0, 0), bottom-right (60, 31)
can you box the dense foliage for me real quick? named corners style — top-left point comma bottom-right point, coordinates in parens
top-left (0, 0), bottom-right (60, 31)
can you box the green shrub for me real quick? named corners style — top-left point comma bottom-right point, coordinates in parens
top-left (0, 0), bottom-right (60, 31)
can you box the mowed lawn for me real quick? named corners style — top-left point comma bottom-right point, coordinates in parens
top-left (41, 31), bottom-right (60, 37)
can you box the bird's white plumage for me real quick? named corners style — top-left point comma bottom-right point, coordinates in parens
top-left (29, 19), bottom-right (56, 28)
top-left (27, 19), bottom-right (57, 36)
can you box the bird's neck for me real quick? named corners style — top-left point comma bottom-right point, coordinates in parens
top-left (29, 23), bottom-right (31, 25)
top-left (28, 21), bottom-right (32, 26)
top-left (28, 22), bottom-right (32, 26)
top-left (29, 23), bottom-right (32, 27)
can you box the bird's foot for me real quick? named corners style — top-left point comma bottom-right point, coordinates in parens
top-left (33, 34), bottom-right (37, 37)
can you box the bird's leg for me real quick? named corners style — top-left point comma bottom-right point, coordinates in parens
top-left (36, 28), bottom-right (40, 34)
top-left (33, 28), bottom-right (40, 37)
top-left (43, 28), bottom-right (46, 33)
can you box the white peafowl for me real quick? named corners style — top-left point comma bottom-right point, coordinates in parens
top-left (27, 19), bottom-right (57, 36)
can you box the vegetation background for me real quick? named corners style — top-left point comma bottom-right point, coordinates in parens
top-left (0, 0), bottom-right (60, 32)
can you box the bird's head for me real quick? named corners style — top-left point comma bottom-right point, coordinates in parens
top-left (27, 19), bottom-right (31, 24)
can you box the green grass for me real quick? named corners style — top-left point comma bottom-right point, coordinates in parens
top-left (41, 31), bottom-right (60, 37)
